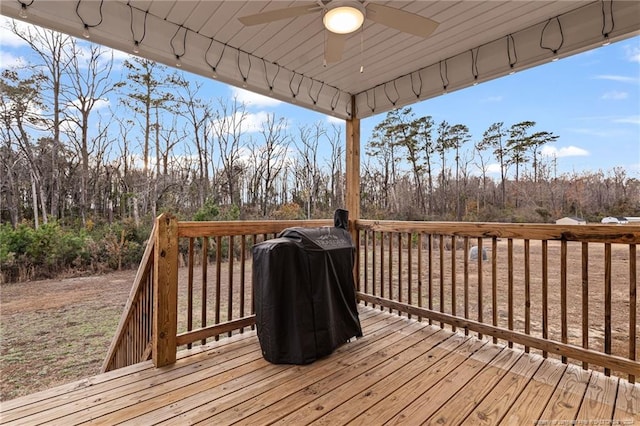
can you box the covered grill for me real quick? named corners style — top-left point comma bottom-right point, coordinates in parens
top-left (252, 210), bottom-right (362, 364)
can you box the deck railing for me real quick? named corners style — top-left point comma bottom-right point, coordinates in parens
top-left (172, 217), bottom-right (331, 353)
top-left (354, 220), bottom-right (639, 383)
top-left (103, 215), bottom-right (639, 383)
top-left (103, 213), bottom-right (332, 371)
top-left (101, 221), bottom-right (156, 372)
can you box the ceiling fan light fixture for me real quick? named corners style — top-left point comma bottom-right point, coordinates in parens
top-left (323, 2), bottom-right (365, 34)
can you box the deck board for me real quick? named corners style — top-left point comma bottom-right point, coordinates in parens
top-left (1, 305), bottom-right (637, 426)
top-left (500, 358), bottom-right (567, 424)
top-left (459, 352), bottom-right (544, 424)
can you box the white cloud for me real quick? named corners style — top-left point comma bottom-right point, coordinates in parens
top-left (541, 145), bottom-right (589, 158)
top-left (244, 111), bottom-right (272, 132)
top-left (593, 74), bottom-right (637, 83)
top-left (93, 98), bottom-right (110, 111)
top-left (481, 96), bottom-right (503, 103)
top-left (566, 127), bottom-right (631, 138)
top-left (613, 115), bottom-right (640, 125)
top-left (0, 51), bottom-right (26, 69)
top-left (327, 115), bottom-right (344, 124)
top-left (486, 163), bottom-right (502, 174)
top-left (210, 111), bottom-right (273, 135)
top-left (601, 90), bottom-right (629, 100)
top-left (624, 44), bottom-right (640, 63)
top-left (60, 118), bottom-right (78, 134)
top-left (0, 17), bottom-right (29, 48)
top-left (66, 98), bottom-right (111, 112)
top-left (231, 87), bottom-right (282, 108)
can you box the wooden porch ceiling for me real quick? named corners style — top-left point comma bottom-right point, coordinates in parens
top-left (1, 305), bottom-right (638, 425)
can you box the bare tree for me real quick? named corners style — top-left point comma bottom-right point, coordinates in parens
top-left (0, 69), bottom-right (49, 227)
top-left (120, 57), bottom-right (175, 218)
top-left (211, 97), bottom-right (248, 206)
top-left (63, 40), bottom-right (118, 225)
top-left (366, 119), bottom-right (400, 213)
top-left (326, 123), bottom-right (344, 209)
top-left (173, 77), bottom-right (212, 208)
top-left (295, 122), bottom-right (326, 218)
top-left (257, 114), bottom-right (290, 217)
top-left (9, 21), bottom-right (73, 219)
top-left (473, 138), bottom-right (491, 213)
top-left (448, 124), bottom-right (471, 220)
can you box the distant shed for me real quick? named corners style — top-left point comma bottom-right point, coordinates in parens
top-left (555, 216), bottom-right (586, 225)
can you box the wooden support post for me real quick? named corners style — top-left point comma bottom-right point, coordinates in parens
top-left (152, 213), bottom-right (178, 367)
top-left (346, 95), bottom-right (361, 288)
top-left (345, 95), bottom-right (360, 232)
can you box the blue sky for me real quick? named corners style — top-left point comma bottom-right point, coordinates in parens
top-left (1, 16), bottom-right (638, 178)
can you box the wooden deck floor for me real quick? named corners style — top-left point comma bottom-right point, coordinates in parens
top-left (1, 305), bottom-right (638, 425)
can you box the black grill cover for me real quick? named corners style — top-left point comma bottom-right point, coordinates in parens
top-left (252, 212), bottom-right (362, 364)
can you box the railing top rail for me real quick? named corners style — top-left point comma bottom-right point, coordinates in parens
top-left (177, 219), bottom-right (333, 238)
top-left (356, 219), bottom-right (640, 244)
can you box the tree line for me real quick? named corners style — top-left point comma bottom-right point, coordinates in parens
top-left (2, 23), bottom-right (638, 281)
top-left (2, 22), bottom-right (639, 229)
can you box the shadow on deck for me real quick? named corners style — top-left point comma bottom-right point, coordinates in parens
top-left (1, 305), bottom-right (638, 425)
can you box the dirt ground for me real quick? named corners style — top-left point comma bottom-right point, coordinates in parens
top-left (0, 270), bottom-right (135, 401)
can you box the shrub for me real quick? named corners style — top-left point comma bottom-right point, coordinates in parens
top-left (193, 199), bottom-right (220, 221)
top-left (272, 203), bottom-right (304, 220)
top-left (0, 219), bottom-right (149, 283)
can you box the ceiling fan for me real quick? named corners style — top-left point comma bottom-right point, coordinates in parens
top-left (238, 1), bottom-right (439, 63)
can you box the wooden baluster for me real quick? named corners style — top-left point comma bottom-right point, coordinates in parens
top-left (561, 239), bottom-right (567, 363)
top-left (428, 234), bottom-right (433, 325)
top-left (581, 241), bottom-right (588, 368)
top-left (363, 230), bottom-right (368, 304)
top-left (251, 235), bottom-right (257, 330)
top-left (492, 236), bottom-right (497, 344)
top-left (604, 242), bottom-right (611, 375)
top-left (507, 238), bottom-right (513, 347)
top-left (524, 239), bottom-right (530, 353)
top-left (240, 235), bottom-right (246, 333)
top-left (380, 232), bottom-right (385, 308)
top-left (629, 244), bottom-right (637, 383)
top-left (542, 240), bottom-right (548, 358)
top-left (439, 234), bottom-right (444, 328)
top-left (407, 232), bottom-right (413, 319)
top-left (215, 235), bottom-right (222, 340)
top-left (417, 233), bottom-right (423, 322)
top-left (451, 235), bottom-right (456, 331)
top-left (201, 237), bottom-right (208, 346)
top-left (398, 232), bottom-right (402, 314)
top-left (477, 237), bottom-right (483, 339)
top-left (354, 228), bottom-right (361, 293)
top-left (388, 231), bottom-right (393, 313)
top-left (227, 236), bottom-right (234, 337)
top-left (187, 237), bottom-right (194, 349)
top-left (372, 231), bottom-right (377, 308)
top-left (464, 236), bottom-right (469, 336)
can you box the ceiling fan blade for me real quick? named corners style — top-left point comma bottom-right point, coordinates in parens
top-left (325, 31), bottom-right (346, 63)
top-left (238, 3), bottom-right (320, 26)
top-left (365, 3), bottom-right (439, 38)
